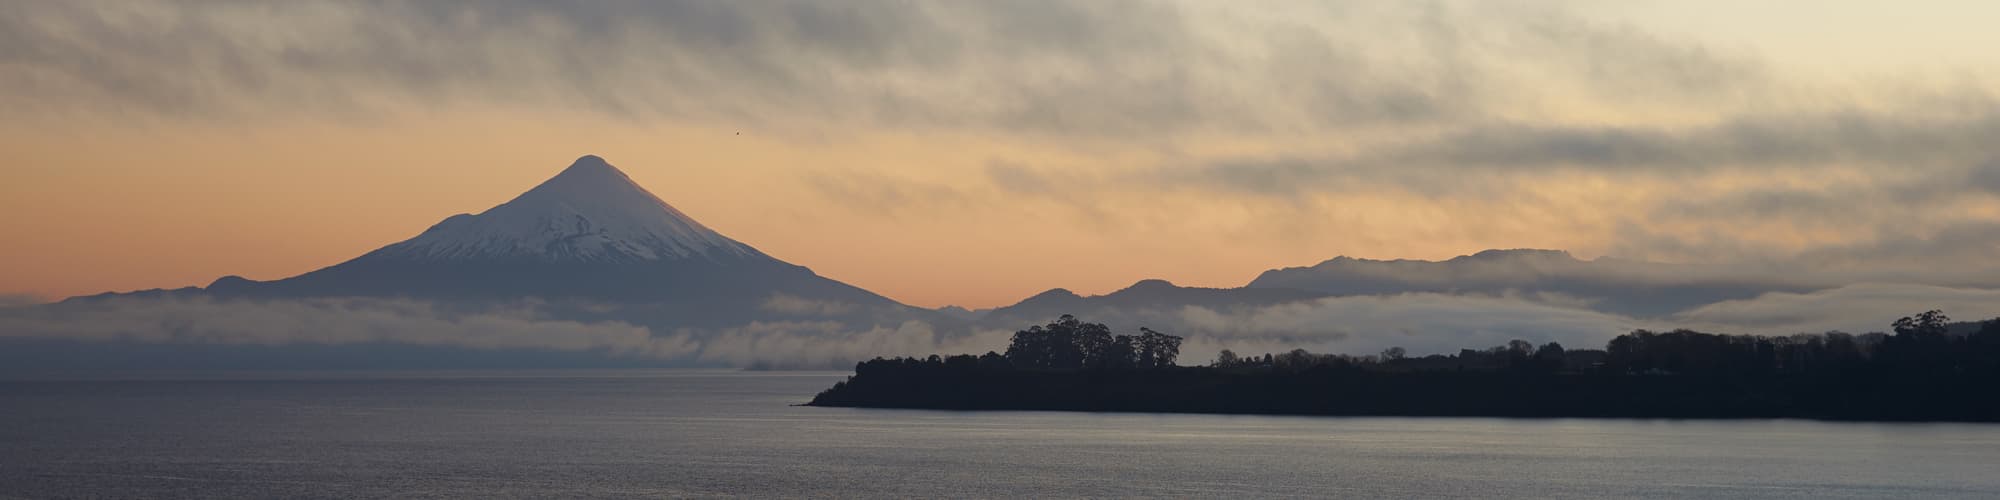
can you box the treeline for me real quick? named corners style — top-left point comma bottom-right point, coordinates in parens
top-left (1207, 310), bottom-right (2000, 377)
top-left (810, 310), bottom-right (2000, 421)
top-left (1005, 315), bottom-right (1182, 369)
top-left (1211, 340), bottom-right (1603, 374)
top-left (852, 315), bottom-right (1182, 377)
top-left (844, 310), bottom-right (2000, 377)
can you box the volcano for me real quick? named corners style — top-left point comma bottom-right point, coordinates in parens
top-left (191, 155), bottom-right (909, 327)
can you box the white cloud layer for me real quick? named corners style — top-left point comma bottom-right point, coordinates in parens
top-left (695, 320), bottom-right (1014, 370)
top-left (8, 283), bottom-right (2000, 368)
top-left (0, 297), bottom-right (698, 358)
top-left (1672, 283), bottom-right (2000, 335)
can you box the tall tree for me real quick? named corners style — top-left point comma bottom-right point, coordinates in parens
top-left (1893, 310), bottom-right (1952, 339)
top-left (1004, 315), bottom-right (1115, 369)
top-left (1136, 327), bottom-right (1183, 368)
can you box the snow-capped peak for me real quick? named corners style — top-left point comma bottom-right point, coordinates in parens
top-left (369, 155), bottom-right (764, 263)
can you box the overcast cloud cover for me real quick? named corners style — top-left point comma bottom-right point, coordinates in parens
top-left (5, 1), bottom-right (2000, 366)
top-left (6, 1), bottom-right (1999, 279)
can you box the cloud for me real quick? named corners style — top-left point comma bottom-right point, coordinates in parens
top-left (1789, 221), bottom-right (2000, 272)
top-left (972, 284), bottom-right (2000, 364)
top-left (1149, 109), bottom-right (2000, 199)
top-left (984, 160), bottom-right (1051, 194)
top-left (695, 320), bottom-right (1012, 370)
top-left (0, 296), bottom-right (699, 358)
top-left (1167, 293), bottom-right (1643, 361)
top-left (1673, 283), bottom-right (2000, 335)
top-left (759, 293), bottom-right (858, 316)
top-left (0, 296), bottom-right (1011, 369)
top-left (1085, 106), bottom-right (2000, 276)
top-left (0, 1), bottom-right (1783, 137)
top-left (8, 284), bottom-right (1997, 369)
top-left (5, 293), bottom-right (1615, 368)
top-left (23, 0), bottom-right (1995, 281)
top-left (0, 293), bottom-right (45, 308)
top-left (966, 291), bottom-right (1647, 361)
top-left (803, 169), bottom-right (968, 216)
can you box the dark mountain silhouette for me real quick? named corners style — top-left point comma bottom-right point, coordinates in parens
top-left (968, 249), bottom-right (1829, 327)
top-left (932, 305), bottom-right (987, 321)
top-left (1246, 249), bottom-right (1817, 317)
top-left (978, 279), bottom-right (1325, 327)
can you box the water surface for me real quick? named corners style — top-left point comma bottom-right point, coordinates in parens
top-left (5, 370), bottom-right (1998, 498)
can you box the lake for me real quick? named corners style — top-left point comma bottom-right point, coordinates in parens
top-left (4, 370), bottom-right (1999, 498)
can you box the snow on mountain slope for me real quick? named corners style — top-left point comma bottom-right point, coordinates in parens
top-left (174, 155), bottom-right (921, 322)
top-left (367, 155), bottom-right (761, 263)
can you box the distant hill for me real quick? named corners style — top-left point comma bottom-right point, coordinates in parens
top-left (1246, 249), bottom-right (1818, 317)
top-left (977, 279), bottom-right (1326, 328)
top-left (967, 249), bottom-right (1835, 333)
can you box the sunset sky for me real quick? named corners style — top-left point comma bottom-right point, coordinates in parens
top-left (7, 1), bottom-right (2000, 309)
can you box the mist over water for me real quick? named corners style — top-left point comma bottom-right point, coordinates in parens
top-left (5, 371), bottom-right (1999, 498)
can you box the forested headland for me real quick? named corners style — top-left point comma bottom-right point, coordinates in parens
top-left (808, 311), bottom-right (2000, 421)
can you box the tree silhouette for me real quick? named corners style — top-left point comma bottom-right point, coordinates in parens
top-left (1380, 346), bottom-right (1407, 361)
top-left (819, 309), bottom-right (2000, 421)
top-left (1893, 310), bottom-right (1952, 339)
top-left (1137, 327), bottom-right (1182, 368)
top-left (1214, 349), bottom-right (1241, 367)
top-left (1105, 334), bottom-right (1139, 369)
top-left (1003, 315), bottom-right (1181, 370)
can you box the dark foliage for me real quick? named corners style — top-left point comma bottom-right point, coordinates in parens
top-left (1002, 315), bottom-right (1181, 370)
top-left (810, 312), bottom-right (2000, 422)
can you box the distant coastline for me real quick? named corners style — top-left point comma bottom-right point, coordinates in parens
top-left (809, 313), bottom-right (2000, 422)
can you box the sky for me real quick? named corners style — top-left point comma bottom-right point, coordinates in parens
top-left (6, 1), bottom-right (2000, 310)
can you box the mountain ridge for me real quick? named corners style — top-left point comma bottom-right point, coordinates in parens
top-left (64, 162), bottom-right (1820, 330)
top-left (977, 278), bottom-right (1327, 327)
top-left (970, 248), bottom-right (1825, 324)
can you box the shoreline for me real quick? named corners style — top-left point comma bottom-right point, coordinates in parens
top-left (807, 367), bottom-right (2000, 423)
top-left (805, 400), bottom-right (2000, 424)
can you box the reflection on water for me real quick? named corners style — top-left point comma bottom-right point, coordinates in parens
top-left (5, 370), bottom-right (1999, 498)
